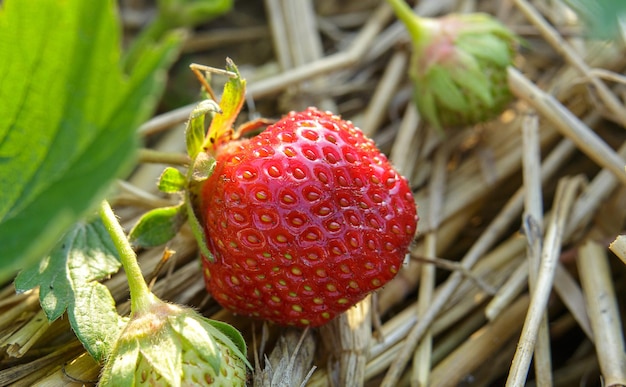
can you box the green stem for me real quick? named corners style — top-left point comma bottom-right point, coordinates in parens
top-left (99, 200), bottom-right (155, 315)
top-left (386, 0), bottom-right (426, 43)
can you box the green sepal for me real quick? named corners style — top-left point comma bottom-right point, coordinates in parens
top-left (427, 66), bottom-right (468, 113)
top-left (206, 319), bottom-right (249, 365)
top-left (138, 323), bottom-right (183, 386)
top-left (205, 320), bottom-right (251, 371)
top-left (185, 99), bottom-right (221, 159)
top-left (415, 88), bottom-right (441, 131)
top-left (448, 52), bottom-right (493, 106)
top-left (204, 58), bottom-right (247, 150)
top-left (128, 204), bottom-right (187, 248)
top-left (98, 336), bottom-right (140, 386)
top-left (191, 152), bottom-right (217, 183)
top-left (185, 190), bottom-right (214, 261)
top-left (169, 312), bottom-right (221, 374)
top-left (99, 301), bottom-right (248, 386)
top-left (457, 33), bottom-right (513, 68)
top-left (158, 167), bottom-right (187, 193)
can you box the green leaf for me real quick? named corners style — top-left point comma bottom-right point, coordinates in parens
top-left (563, 0), bottom-right (626, 40)
top-left (158, 167), bottom-right (187, 193)
top-left (0, 0), bottom-right (182, 283)
top-left (128, 204), bottom-right (186, 248)
top-left (14, 218), bottom-right (126, 361)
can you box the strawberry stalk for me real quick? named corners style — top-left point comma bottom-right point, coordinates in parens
top-left (99, 200), bottom-right (155, 315)
top-left (386, 0), bottom-right (428, 46)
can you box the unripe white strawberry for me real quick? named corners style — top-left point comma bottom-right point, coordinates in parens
top-left (99, 295), bottom-right (248, 386)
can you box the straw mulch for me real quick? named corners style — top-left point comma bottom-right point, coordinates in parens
top-left (2, 0), bottom-right (626, 386)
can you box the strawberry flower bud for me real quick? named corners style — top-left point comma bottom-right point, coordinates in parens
top-left (99, 295), bottom-right (248, 386)
top-left (387, 0), bottom-right (518, 129)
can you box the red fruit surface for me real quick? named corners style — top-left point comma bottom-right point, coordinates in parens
top-left (200, 107), bottom-right (418, 327)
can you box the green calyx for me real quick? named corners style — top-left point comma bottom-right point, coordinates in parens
top-left (128, 59), bottom-right (247, 261)
top-left (182, 59), bottom-right (247, 263)
top-left (387, 0), bottom-right (519, 130)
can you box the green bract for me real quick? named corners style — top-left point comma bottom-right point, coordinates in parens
top-left (388, 0), bottom-right (518, 130)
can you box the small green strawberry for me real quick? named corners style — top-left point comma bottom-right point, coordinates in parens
top-left (98, 297), bottom-right (248, 387)
top-left (200, 107), bottom-right (418, 327)
top-left (387, 0), bottom-right (518, 130)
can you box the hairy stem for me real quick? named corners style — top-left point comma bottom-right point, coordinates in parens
top-left (386, 0), bottom-right (425, 43)
top-left (99, 200), bottom-right (155, 315)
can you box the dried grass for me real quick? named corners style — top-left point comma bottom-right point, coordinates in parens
top-left (2, 0), bottom-right (626, 386)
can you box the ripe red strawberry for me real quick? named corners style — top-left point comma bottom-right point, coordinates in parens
top-left (200, 107), bottom-right (418, 327)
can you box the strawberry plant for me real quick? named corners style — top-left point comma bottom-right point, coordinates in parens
top-left (1, 0), bottom-right (417, 381)
top-left (3, 0), bottom-right (624, 385)
top-left (0, 0), bottom-right (250, 385)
